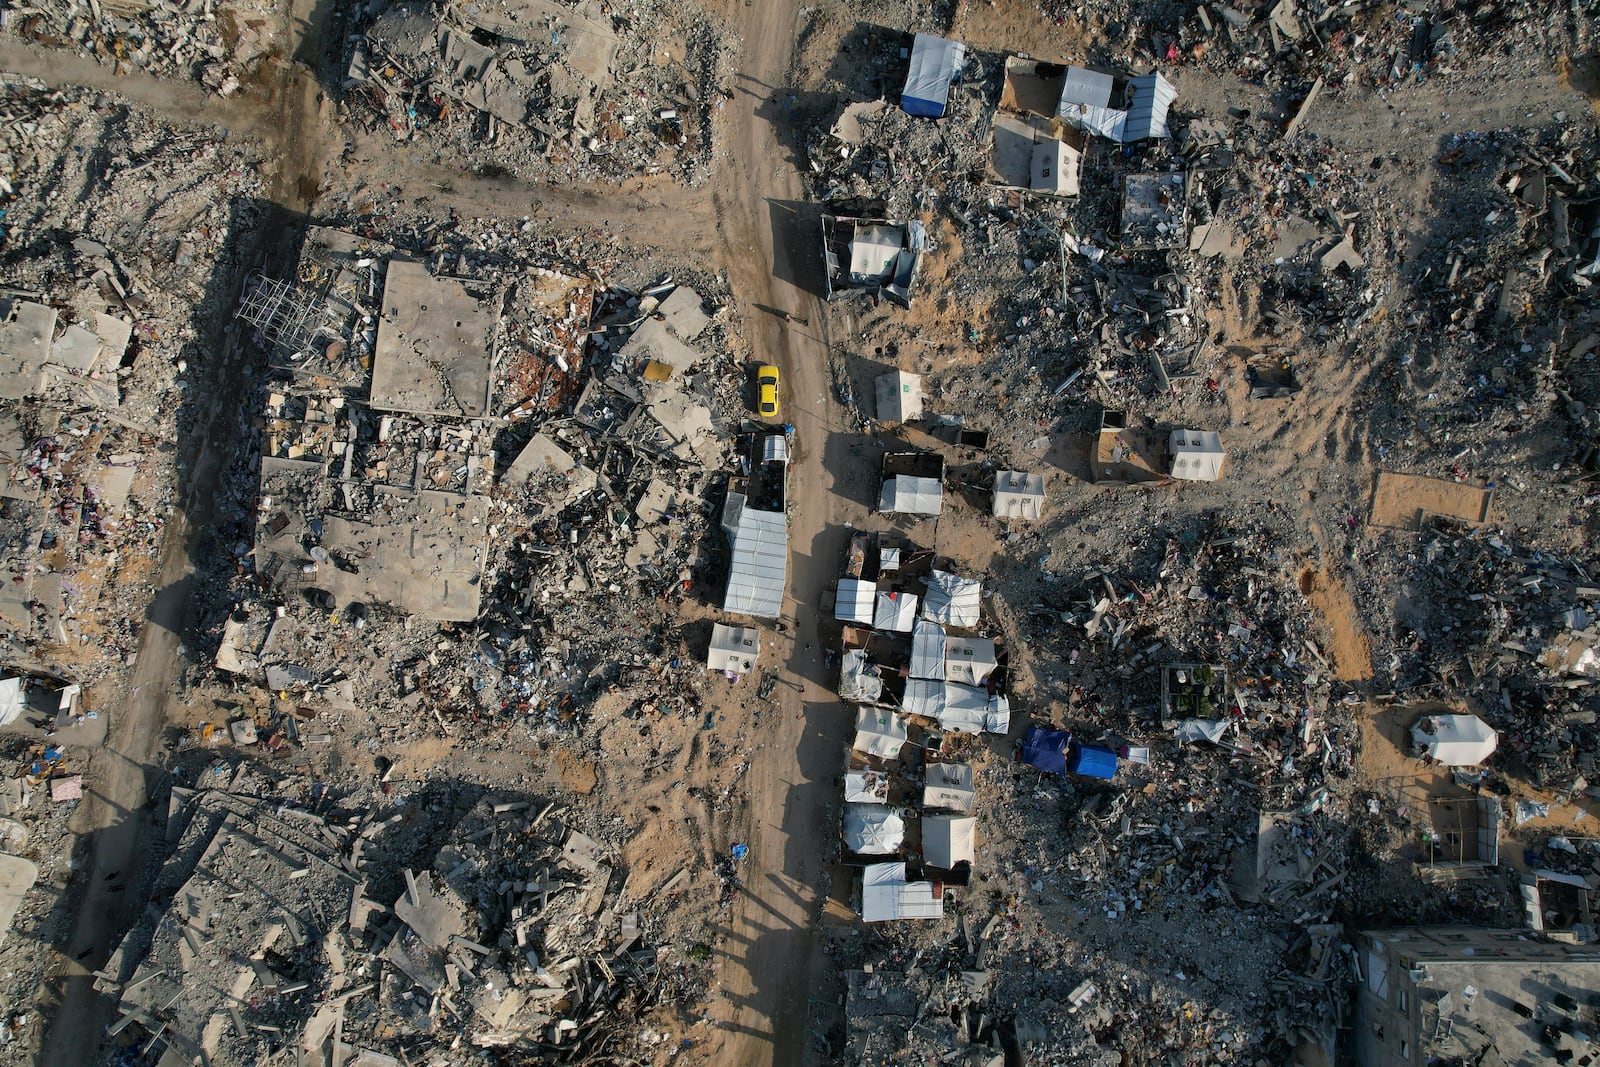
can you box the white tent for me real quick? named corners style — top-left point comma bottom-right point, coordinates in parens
top-left (910, 619), bottom-right (946, 680)
top-left (849, 225), bottom-right (904, 283)
top-left (706, 623), bottom-right (760, 674)
top-left (862, 862), bottom-right (944, 922)
top-left (985, 692), bottom-right (1011, 734)
top-left (945, 637), bottom-right (997, 685)
top-left (902, 678), bottom-right (945, 720)
top-left (924, 570), bottom-right (981, 627)
top-left (1030, 139), bottom-right (1081, 197)
top-left (922, 762), bottom-right (975, 812)
top-left (876, 370), bottom-right (924, 423)
top-left (874, 590), bottom-right (919, 633)
top-left (923, 815), bottom-right (977, 869)
top-left (0, 678), bottom-right (22, 729)
top-left (879, 545), bottom-right (901, 572)
top-left (845, 770), bottom-right (891, 804)
top-left (992, 470), bottom-right (1046, 520)
top-left (1058, 65), bottom-right (1114, 110)
top-left (939, 683), bottom-right (990, 734)
top-left (839, 649), bottom-right (884, 703)
top-left (1125, 72), bottom-right (1177, 141)
top-left (1168, 429), bottom-right (1226, 482)
top-left (1412, 714), bottom-right (1498, 766)
top-left (844, 804), bottom-right (905, 854)
top-left (879, 475), bottom-right (943, 515)
top-left (901, 33), bottom-right (966, 118)
top-left (853, 707), bottom-right (908, 759)
top-left (721, 492), bottom-right (787, 618)
top-left (836, 578), bottom-right (878, 624)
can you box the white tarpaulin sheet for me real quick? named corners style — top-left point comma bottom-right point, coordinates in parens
top-left (939, 683), bottom-right (989, 734)
top-left (922, 762), bottom-right (975, 812)
top-left (849, 225), bottom-right (904, 282)
top-left (844, 804), bottom-right (905, 854)
top-left (853, 707), bottom-right (908, 759)
top-left (845, 770), bottom-right (891, 804)
top-left (1412, 714), bottom-right (1498, 766)
top-left (874, 590), bottom-right (919, 632)
top-left (862, 862), bottom-right (944, 921)
top-left (721, 492), bottom-right (787, 618)
top-left (901, 33), bottom-right (966, 118)
top-left (922, 815), bottom-right (976, 869)
top-left (910, 619), bottom-right (946, 680)
top-left (839, 649), bottom-right (884, 703)
top-left (924, 570), bottom-right (981, 627)
top-left (1174, 719), bottom-right (1232, 744)
top-left (985, 692), bottom-right (1011, 734)
top-left (0, 678), bottom-right (21, 728)
top-left (879, 475), bottom-right (943, 515)
top-left (903, 678), bottom-right (945, 719)
top-left (945, 637), bottom-right (997, 685)
top-left (836, 578), bottom-right (877, 624)
top-left (1058, 65), bottom-right (1114, 109)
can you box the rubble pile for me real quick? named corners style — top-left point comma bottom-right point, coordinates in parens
top-left (339, 0), bottom-right (737, 186)
top-left (95, 761), bottom-right (680, 1065)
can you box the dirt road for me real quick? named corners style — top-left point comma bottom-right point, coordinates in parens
top-left (702, 2), bottom-right (855, 1063)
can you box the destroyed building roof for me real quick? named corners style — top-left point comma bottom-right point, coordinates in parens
top-left (923, 570), bottom-right (981, 627)
top-left (370, 260), bottom-right (497, 418)
top-left (862, 862), bottom-right (943, 922)
top-left (1168, 429), bottom-right (1226, 482)
top-left (910, 619), bottom-right (946, 681)
top-left (1412, 714), bottom-right (1498, 766)
top-left (1124, 71), bottom-right (1177, 141)
top-left (944, 637), bottom-right (997, 685)
top-left (256, 459), bottom-right (490, 622)
top-left (843, 804), bottom-right (906, 855)
top-left (875, 370), bottom-right (923, 423)
top-left (922, 763), bottom-right (975, 813)
top-left (619, 287), bottom-right (711, 373)
top-left (0, 297), bottom-right (54, 400)
top-left (853, 707), bottom-right (908, 759)
top-left (707, 623), bottom-right (760, 674)
top-left (720, 492), bottom-right (787, 619)
top-left (922, 815), bottom-right (976, 870)
top-left (901, 33), bottom-right (966, 118)
top-left (992, 470), bottom-right (1045, 520)
top-left (840, 649), bottom-right (885, 704)
top-left (873, 590), bottom-right (918, 633)
top-left (878, 475), bottom-right (943, 515)
top-left (836, 578), bottom-right (877, 624)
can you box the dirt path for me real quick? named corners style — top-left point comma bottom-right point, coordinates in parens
top-left (703, 2), bottom-right (854, 1063)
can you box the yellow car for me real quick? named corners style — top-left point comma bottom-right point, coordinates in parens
top-left (756, 365), bottom-right (780, 419)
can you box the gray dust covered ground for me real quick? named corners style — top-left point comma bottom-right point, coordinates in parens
top-left (0, 0), bottom-right (1595, 1064)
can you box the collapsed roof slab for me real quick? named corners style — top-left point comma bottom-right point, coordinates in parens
top-left (371, 260), bottom-right (497, 418)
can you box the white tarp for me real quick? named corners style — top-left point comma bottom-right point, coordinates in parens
top-left (1174, 719), bottom-right (1233, 744)
top-left (945, 637), bottom-right (997, 685)
top-left (721, 492), bottom-right (787, 618)
top-left (876, 370), bottom-right (924, 422)
top-left (874, 590), bottom-right (919, 632)
top-left (836, 578), bottom-right (878, 624)
top-left (0, 678), bottom-right (21, 728)
top-left (940, 683), bottom-right (990, 734)
top-left (903, 678), bottom-right (945, 719)
top-left (924, 570), bottom-right (981, 627)
top-left (901, 33), bottom-right (966, 118)
top-left (844, 804), bottom-right (905, 854)
top-left (707, 623), bottom-right (760, 674)
top-left (923, 815), bottom-right (976, 869)
top-left (839, 649), bottom-right (884, 703)
top-left (878, 475), bottom-right (944, 515)
top-left (845, 769), bottom-right (891, 804)
top-left (862, 862), bottom-right (944, 922)
top-left (922, 762), bottom-right (976, 812)
top-left (985, 692), bottom-right (1011, 734)
top-left (1068, 103), bottom-right (1128, 142)
top-left (910, 619), bottom-right (946, 680)
top-left (849, 225), bottom-right (905, 282)
top-left (1058, 65), bottom-right (1114, 110)
top-left (879, 545), bottom-right (902, 572)
top-left (1168, 429), bottom-right (1226, 482)
top-left (853, 707), bottom-right (908, 759)
top-left (1412, 714), bottom-right (1498, 766)
top-left (993, 470), bottom-right (1046, 520)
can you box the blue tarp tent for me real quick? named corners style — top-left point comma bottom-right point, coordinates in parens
top-left (1068, 743), bottom-right (1118, 780)
top-left (901, 34), bottom-right (966, 118)
top-left (1021, 727), bottom-right (1070, 775)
